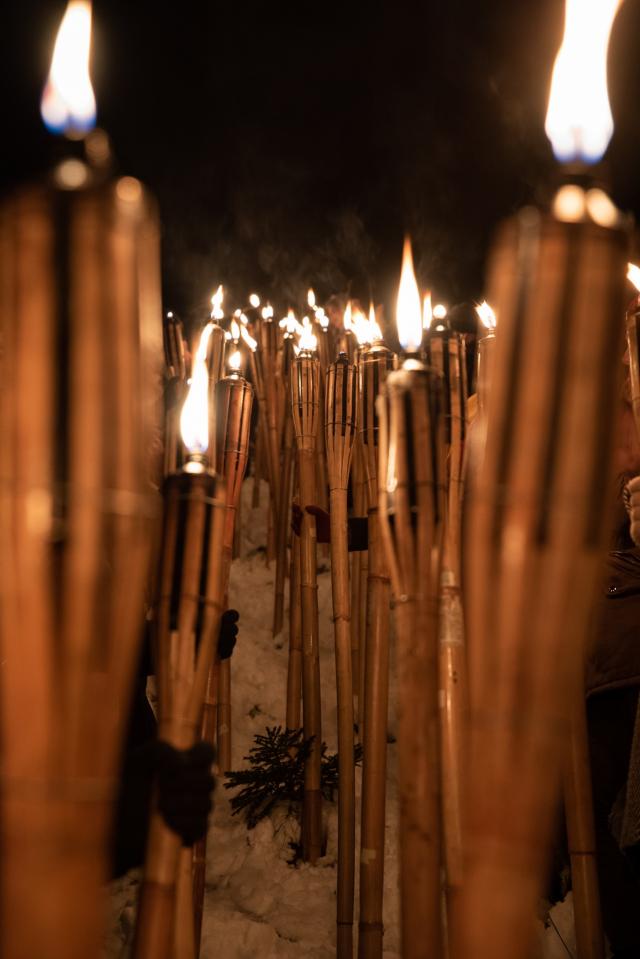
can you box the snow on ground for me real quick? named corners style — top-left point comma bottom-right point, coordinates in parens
top-left (106, 477), bottom-right (578, 958)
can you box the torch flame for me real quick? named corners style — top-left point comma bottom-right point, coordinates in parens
top-left (262, 305), bottom-right (274, 320)
top-left (279, 309), bottom-right (301, 337)
top-left (544, 0), bottom-right (622, 164)
top-left (211, 284), bottom-right (224, 320)
top-left (476, 300), bottom-right (497, 330)
top-left (308, 288), bottom-right (316, 309)
top-left (369, 303), bottom-right (383, 343)
top-left (180, 323), bottom-right (214, 455)
top-left (627, 263), bottom-right (640, 293)
top-left (240, 325), bottom-right (258, 352)
top-left (249, 293), bottom-right (260, 308)
top-left (41, 0), bottom-right (96, 138)
top-left (230, 319), bottom-right (241, 342)
top-left (316, 307), bottom-right (329, 331)
top-left (298, 320), bottom-right (317, 353)
top-left (422, 292), bottom-right (433, 331)
top-left (343, 301), bottom-right (353, 333)
top-left (228, 350), bottom-right (243, 372)
top-left (396, 237), bottom-right (423, 353)
top-left (352, 307), bottom-right (371, 346)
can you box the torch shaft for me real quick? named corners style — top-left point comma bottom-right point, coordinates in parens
top-left (298, 447), bottom-right (323, 862)
top-left (286, 530), bottom-right (303, 730)
top-left (135, 474), bottom-right (224, 959)
top-left (329, 486), bottom-right (356, 959)
top-left (563, 684), bottom-right (604, 959)
top-left (273, 411), bottom-right (295, 637)
top-left (358, 509), bottom-right (391, 959)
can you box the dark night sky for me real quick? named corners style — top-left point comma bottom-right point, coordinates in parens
top-left (3, 0), bottom-right (640, 324)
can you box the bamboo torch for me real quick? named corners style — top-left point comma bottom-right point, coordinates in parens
top-left (133, 326), bottom-right (227, 959)
top-left (191, 347), bottom-right (254, 953)
top-left (427, 316), bottom-right (468, 901)
top-left (272, 315), bottom-right (298, 638)
top-left (454, 5), bottom-right (629, 956)
top-left (0, 6), bottom-right (162, 956)
top-left (258, 309), bottom-right (282, 547)
top-left (291, 323), bottom-right (323, 862)
top-left (357, 317), bottom-right (396, 959)
top-left (206, 285), bottom-right (227, 435)
top-left (163, 310), bottom-right (187, 476)
top-left (378, 239), bottom-right (446, 959)
top-left (325, 354), bottom-right (359, 959)
top-left (211, 348), bottom-right (254, 771)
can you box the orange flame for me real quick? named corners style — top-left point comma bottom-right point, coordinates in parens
top-left (41, 0), bottom-right (96, 137)
top-left (396, 238), bottom-right (422, 353)
top-left (627, 263), bottom-right (640, 293)
top-left (180, 324), bottom-right (214, 455)
top-left (545, 0), bottom-right (622, 163)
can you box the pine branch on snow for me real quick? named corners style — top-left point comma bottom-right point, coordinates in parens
top-left (224, 726), bottom-right (362, 829)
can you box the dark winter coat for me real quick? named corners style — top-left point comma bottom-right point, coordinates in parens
top-left (586, 549), bottom-right (640, 697)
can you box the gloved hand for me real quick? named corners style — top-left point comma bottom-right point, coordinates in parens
top-left (291, 503), bottom-right (331, 542)
top-left (155, 740), bottom-right (216, 846)
top-left (627, 476), bottom-right (640, 547)
top-left (218, 608), bottom-right (239, 660)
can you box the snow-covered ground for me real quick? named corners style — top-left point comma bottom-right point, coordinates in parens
top-left (106, 478), bottom-right (579, 959)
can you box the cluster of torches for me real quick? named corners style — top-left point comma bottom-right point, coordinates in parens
top-left (2, 2), bottom-right (640, 959)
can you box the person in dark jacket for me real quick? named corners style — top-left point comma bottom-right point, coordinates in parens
top-left (584, 385), bottom-right (640, 958)
top-left (111, 609), bottom-right (239, 878)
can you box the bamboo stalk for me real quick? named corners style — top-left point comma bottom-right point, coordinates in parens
top-left (291, 350), bottom-right (323, 862)
top-left (0, 164), bottom-right (162, 959)
top-left (357, 342), bottom-right (395, 959)
top-left (429, 331), bottom-right (468, 900)
top-left (350, 438), bottom-right (367, 727)
top-left (286, 528), bottom-right (303, 730)
top-left (190, 371), bottom-right (254, 954)
top-left (378, 361), bottom-right (446, 959)
top-left (326, 356), bottom-right (358, 959)
top-left (454, 194), bottom-right (629, 959)
top-left (273, 336), bottom-right (296, 637)
top-left (174, 848), bottom-right (196, 959)
top-left (134, 470), bottom-right (226, 959)
top-left (563, 686), bottom-right (604, 959)
top-left (273, 413), bottom-right (295, 637)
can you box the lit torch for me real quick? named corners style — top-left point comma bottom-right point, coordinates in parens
top-left (188, 341), bottom-right (254, 950)
top-left (163, 310), bottom-right (188, 476)
top-left (325, 353), bottom-right (359, 958)
top-left (357, 292), bottom-right (396, 958)
top-left (426, 296), bottom-right (468, 903)
top-left (206, 285), bottom-right (227, 398)
top-left (135, 326), bottom-right (227, 959)
top-left (456, 3), bottom-right (629, 958)
top-left (474, 300), bottom-right (497, 415)
top-left (272, 312), bottom-right (300, 641)
top-left (378, 238), bottom-right (446, 959)
top-left (290, 321), bottom-right (323, 862)
top-left (0, 4), bottom-right (163, 958)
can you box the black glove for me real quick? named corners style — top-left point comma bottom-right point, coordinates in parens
top-left (218, 608), bottom-right (239, 660)
top-left (291, 503), bottom-right (331, 542)
top-left (156, 740), bottom-right (216, 847)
